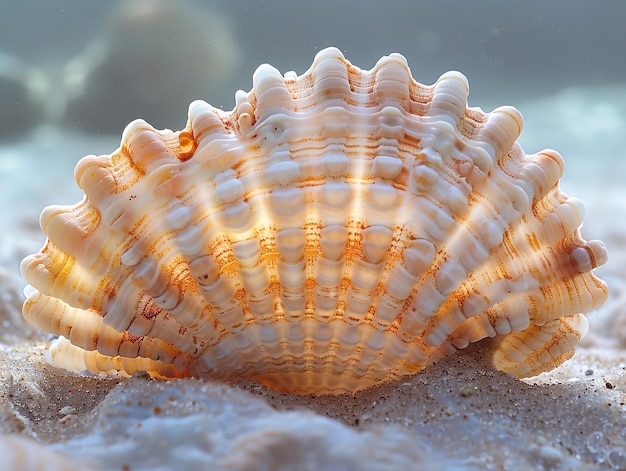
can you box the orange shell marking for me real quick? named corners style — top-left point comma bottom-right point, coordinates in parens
top-left (21, 47), bottom-right (608, 394)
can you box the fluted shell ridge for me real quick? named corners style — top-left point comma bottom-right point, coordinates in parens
top-left (21, 47), bottom-right (608, 394)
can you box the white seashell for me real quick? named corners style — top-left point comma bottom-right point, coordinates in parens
top-left (20, 47), bottom-right (608, 394)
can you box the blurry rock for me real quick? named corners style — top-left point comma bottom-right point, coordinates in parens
top-left (63, 0), bottom-right (241, 134)
top-left (0, 434), bottom-right (100, 471)
top-left (49, 377), bottom-right (467, 471)
top-left (0, 53), bottom-right (45, 140)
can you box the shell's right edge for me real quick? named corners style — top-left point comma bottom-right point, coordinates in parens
top-left (20, 47), bottom-right (609, 394)
top-left (490, 235), bottom-right (608, 378)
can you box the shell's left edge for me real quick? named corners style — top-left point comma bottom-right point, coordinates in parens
top-left (20, 47), bottom-right (608, 394)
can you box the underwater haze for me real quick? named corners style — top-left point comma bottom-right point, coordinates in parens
top-left (1, 0), bottom-right (626, 134)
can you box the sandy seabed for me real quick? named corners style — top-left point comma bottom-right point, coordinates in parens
top-left (0, 84), bottom-right (625, 470)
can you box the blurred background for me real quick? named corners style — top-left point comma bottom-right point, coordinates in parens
top-left (1, 1), bottom-right (625, 332)
top-left (2, 0), bottom-right (626, 136)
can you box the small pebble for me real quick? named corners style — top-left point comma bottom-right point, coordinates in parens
top-left (458, 384), bottom-right (478, 397)
top-left (538, 445), bottom-right (562, 461)
top-left (59, 406), bottom-right (77, 416)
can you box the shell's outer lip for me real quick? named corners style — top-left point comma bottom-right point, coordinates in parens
top-left (20, 47), bottom-right (609, 395)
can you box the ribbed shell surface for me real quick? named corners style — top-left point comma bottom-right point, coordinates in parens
top-left (21, 48), bottom-right (608, 394)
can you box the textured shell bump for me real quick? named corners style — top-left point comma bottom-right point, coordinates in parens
top-left (21, 47), bottom-right (608, 394)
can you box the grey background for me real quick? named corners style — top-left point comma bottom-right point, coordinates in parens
top-left (1, 0), bottom-right (625, 138)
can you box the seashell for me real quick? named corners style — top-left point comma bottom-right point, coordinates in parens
top-left (21, 47), bottom-right (608, 394)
